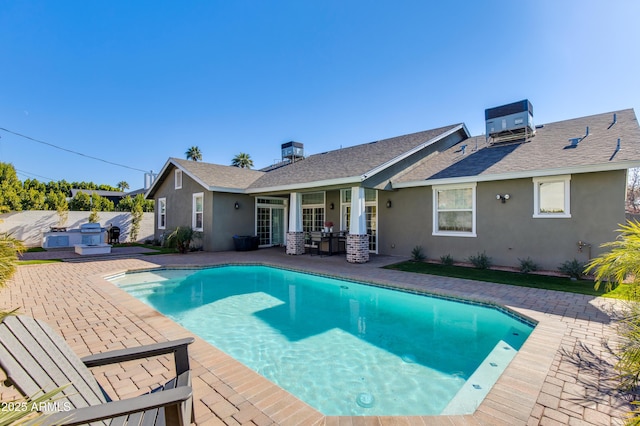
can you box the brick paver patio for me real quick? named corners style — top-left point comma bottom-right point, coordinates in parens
top-left (0, 248), bottom-right (632, 425)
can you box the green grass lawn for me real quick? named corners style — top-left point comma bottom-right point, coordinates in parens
top-left (18, 259), bottom-right (64, 265)
top-left (25, 247), bottom-right (46, 252)
top-left (17, 243), bottom-right (177, 264)
top-left (384, 261), bottom-right (634, 300)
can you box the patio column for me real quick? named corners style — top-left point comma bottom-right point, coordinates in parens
top-left (347, 186), bottom-right (369, 263)
top-left (286, 192), bottom-right (305, 255)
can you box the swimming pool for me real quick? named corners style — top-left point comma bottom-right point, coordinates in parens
top-left (110, 265), bottom-right (534, 416)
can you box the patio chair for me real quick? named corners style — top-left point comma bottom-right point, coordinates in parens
top-left (0, 315), bottom-right (194, 426)
top-left (308, 232), bottom-right (322, 256)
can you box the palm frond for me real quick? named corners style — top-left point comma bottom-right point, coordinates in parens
top-left (0, 385), bottom-right (69, 426)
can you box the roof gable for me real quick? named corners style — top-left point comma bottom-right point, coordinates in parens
top-left (172, 158), bottom-right (265, 190)
top-left (247, 124), bottom-right (464, 191)
top-left (146, 157), bottom-right (265, 197)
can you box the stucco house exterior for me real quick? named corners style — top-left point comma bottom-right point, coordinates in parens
top-left (145, 103), bottom-right (640, 270)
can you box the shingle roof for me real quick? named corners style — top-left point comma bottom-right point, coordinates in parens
top-left (147, 108), bottom-right (640, 198)
top-left (171, 158), bottom-right (265, 190)
top-left (247, 124), bottom-right (462, 190)
top-left (70, 189), bottom-right (125, 197)
top-left (393, 109), bottom-right (640, 185)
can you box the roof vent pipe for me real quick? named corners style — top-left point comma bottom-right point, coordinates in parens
top-left (610, 138), bottom-right (622, 161)
top-left (585, 126), bottom-right (589, 138)
top-left (609, 113), bottom-right (618, 129)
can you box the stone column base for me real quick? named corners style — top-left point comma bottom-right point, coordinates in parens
top-left (346, 234), bottom-right (369, 263)
top-left (286, 232), bottom-right (305, 255)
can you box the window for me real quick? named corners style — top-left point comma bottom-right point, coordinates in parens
top-left (192, 192), bottom-right (203, 231)
top-left (158, 198), bottom-right (166, 229)
top-left (301, 192), bottom-right (325, 232)
top-left (433, 183), bottom-right (476, 237)
top-left (533, 175), bottom-right (571, 218)
top-left (175, 169), bottom-right (182, 189)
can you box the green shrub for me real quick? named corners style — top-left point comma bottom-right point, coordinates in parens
top-left (88, 209), bottom-right (100, 223)
top-left (410, 246), bottom-right (425, 262)
top-left (0, 232), bottom-right (24, 288)
top-left (468, 251), bottom-right (492, 269)
top-left (440, 254), bottom-right (454, 266)
top-left (165, 226), bottom-right (202, 254)
top-left (518, 257), bottom-right (538, 274)
top-left (559, 259), bottom-right (586, 279)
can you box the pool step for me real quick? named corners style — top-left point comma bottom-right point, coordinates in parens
top-left (119, 281), bottom-right (181, 297)
top-left (440, 338), bottom-right (518, 415)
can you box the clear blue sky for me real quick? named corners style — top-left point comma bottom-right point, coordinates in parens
top-left (1, 1), bottom-right (639, 190)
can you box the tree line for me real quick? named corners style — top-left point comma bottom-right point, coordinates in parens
top-left (0, 162), bottom-right (154, 214)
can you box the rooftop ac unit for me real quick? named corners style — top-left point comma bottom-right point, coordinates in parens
top-left (281, 141), bottom-right (304, 162)
top-left (485, 99), bottom-right (535, 144)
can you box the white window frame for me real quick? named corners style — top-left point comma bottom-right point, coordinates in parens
top-left (533, 175), bottom-right (571, 218)
top-left (432, 183), bottom-right (477, 237)
top-left (158, 197), bottom-right (166, 230)
top-left (301, 191), bottom-right (325, 232)
top-left (175, 169), bottom-right (183, 189)
top-left (192, 192), bottom-right (204, 231)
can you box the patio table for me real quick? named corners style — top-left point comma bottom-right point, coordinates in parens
top-left (319, 231), bottom-right (346, 255)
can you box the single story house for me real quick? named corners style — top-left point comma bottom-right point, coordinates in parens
top-left (145, 102), bottom-right (640, 270)
top-left (70, 189), bottom-right (126, 205)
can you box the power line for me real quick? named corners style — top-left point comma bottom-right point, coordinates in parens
top-left (15, 168), bottom-right (56, 182)
top-left (0, 127), bottom-right (149, 173)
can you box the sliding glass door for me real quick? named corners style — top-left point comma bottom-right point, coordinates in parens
top-left (256, 198), bottom-right (286, 247)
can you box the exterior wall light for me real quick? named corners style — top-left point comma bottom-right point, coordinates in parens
top-left (234, 201), bottom-right (240, 209)
top-left (496, 194), bottom-right (510, 203)
top-left (330, 202), bottom-right (335, 210)
top-left (386, 200), bottom-right (392, 208)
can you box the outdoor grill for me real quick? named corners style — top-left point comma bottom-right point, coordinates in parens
top-left (42, 223), bottom-right (109, 249)
top-left (80, 223), bottom-right (102, 233)
top-left (107, 225), bottom-right (120, 244)
top-left (79, 223), bottom-right (105, 246)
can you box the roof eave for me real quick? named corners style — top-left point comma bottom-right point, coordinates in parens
top-left (145, 158), bottom-right (211, 198)
top-left (246, 176), bottom-right (362, 194)
top-left (392, 160), bottom-right (640, 188)
top-left (144, 158), bottom-right (175, 199)
top-left (360, 124), bottom-right (469, 180)
top-left (208, 186), bottom-right (247, 194)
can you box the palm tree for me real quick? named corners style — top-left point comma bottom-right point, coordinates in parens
top-left (585, 220), bottom-right (640, 422)
top-left (117, 181), bottom-right (129, 192)
top-left (586, 220), bottom-right (640, 292)
top-left (231, 152), bottom-right (254, 169)
top-left (0, 221), bottom-right (25, 318)
top-left (0, 231), bottom-right (24, 289)
top-left (185, 146), bottom-right (202, 161)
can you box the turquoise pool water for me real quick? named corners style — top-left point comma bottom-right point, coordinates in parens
top-left (110, 265), bottom-right (534, 416)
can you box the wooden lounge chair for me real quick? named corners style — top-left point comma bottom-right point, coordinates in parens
top-left (0, 315), bottom-right (194, 425)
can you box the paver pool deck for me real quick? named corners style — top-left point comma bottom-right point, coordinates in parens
top-left (1, 248), bottom-right (631, 425)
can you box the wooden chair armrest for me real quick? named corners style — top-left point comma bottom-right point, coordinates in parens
top-left (35, 386), bottom-right (193, 426)
top-left (82, 337), bottom-right (194, 375)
